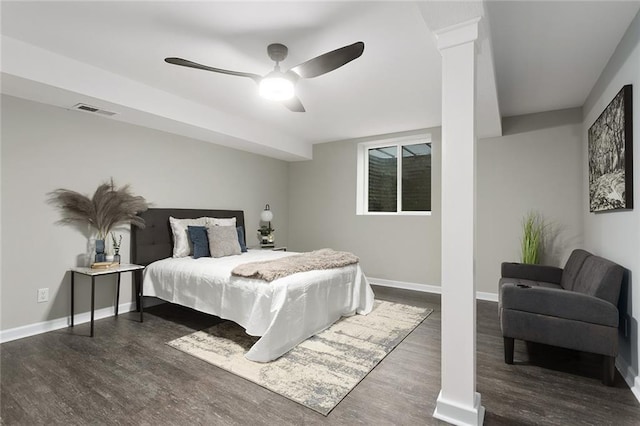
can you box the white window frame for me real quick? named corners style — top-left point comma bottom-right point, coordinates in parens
top-left (356, 134), bottom-right (432, 216)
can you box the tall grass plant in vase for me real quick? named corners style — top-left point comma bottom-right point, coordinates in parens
top-left (520, 211), bottom-right (546, 264)
top-left (48, 178), bottom-right (149, 264)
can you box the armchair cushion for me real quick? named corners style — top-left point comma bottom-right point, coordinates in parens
top-left (501, 283), bottom-right (619, 327)
top-left (501, 310), bottom-right (619, 357)
top-left (560, 249), bottom-right (592, 290)
top-left (498, 278), bottom-right (562, 290)
top-left (573, 256), bottom-right (624, 306)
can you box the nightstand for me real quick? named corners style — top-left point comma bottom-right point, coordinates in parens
top-left (250, 246), bottom-right (287, 251)
top-left (69, 264), bottom-right (145, 337)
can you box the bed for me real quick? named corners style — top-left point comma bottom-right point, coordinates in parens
top-left (131, 208), bottom-right (375, 362)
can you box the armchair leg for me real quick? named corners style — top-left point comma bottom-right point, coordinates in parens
top-left (603, 355), bottom-right (615, 386)
top-left (504, 337), bottom-right (515, 364)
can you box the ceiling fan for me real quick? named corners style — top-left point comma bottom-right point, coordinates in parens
top-left (165, 41), bottom-right (364, 112)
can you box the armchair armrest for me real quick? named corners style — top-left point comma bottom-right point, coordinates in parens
top-left (501, 262), bottom-right (563, 284)
top-left (501, 283), bottom-right (618, 327)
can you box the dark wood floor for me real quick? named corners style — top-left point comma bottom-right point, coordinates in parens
top-left (1, 286), bottom-right (639, 425)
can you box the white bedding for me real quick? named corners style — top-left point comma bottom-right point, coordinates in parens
top-left (143, 249), bottom-right (375, 362)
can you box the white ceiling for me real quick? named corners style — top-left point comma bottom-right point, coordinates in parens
top-left (488, 1), bottom-right (640, 117)
top-left (1, 1), bottom-right (638, 161)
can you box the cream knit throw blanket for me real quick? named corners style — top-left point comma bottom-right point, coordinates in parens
top-left (232, 248), bottom-right (359, 282)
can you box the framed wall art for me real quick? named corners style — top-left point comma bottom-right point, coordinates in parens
top-left (588, 84), bottom-right (633, 212)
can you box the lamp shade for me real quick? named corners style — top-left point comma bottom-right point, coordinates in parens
top-left (260, 205), bottom-right (273, 222)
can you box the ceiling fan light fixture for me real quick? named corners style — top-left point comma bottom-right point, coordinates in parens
top-left (166, 41), bottom-right (365, 111)
top-left (259, 72), bottom-right (295, 101)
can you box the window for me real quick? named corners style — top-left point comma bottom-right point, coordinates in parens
top-left (356, 135), bottom-right (432, 215)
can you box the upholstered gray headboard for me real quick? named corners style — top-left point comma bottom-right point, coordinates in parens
top-left (131, 208), bottom-right (246, 266)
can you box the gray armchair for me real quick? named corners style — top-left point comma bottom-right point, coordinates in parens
top-left (499, 249), bottom-right (624, 385)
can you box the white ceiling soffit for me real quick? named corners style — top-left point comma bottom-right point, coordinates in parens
top-left (0, 1), bottom-right (442, 161)
top-left (487, 0), bottom-right (640, 117)
top-left (0, 35), bottom-right (311, 161)
top-left (418, 0), bottom-right (502, 139)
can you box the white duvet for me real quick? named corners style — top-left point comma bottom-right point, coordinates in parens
top-left (143, 249), bottom-right (375, 362)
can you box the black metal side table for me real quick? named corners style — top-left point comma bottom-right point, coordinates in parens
top-left (70, 264), bottom-right (145, 337)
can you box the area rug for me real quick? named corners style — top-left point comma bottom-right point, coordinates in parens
top-left (167, 300), bottom-right (432, 415)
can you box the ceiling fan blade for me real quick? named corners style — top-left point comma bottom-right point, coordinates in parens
top-left (165, 57), bottom-right (261, 83)
top-left (289, 41), bottom-right (364, 79)
top-left (282, 96), bottom-right (305, 112)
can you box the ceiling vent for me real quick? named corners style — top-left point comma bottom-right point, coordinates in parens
top-left (70, 103), bottom-right (118, 117)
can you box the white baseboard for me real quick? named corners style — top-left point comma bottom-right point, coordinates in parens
top-left (370, 277), bottom-right (442, 294)
top-left (369, 277), bottom-right (499, 302)
top-left (0, 298), bottom-right (164, 344)
top-left (476, 291), bottom-right (499, 302)
top-left (616, 355), bottom-right (640, 404)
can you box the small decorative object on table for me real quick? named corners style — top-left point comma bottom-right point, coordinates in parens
top-left (258, 204), bottom-right (275, 248)
top-left (95, 239), bottom-right (106, 262)
top-left (111, 232), bottom-right (122, 264)
top-left (47, 178), bottom-right (149, 264)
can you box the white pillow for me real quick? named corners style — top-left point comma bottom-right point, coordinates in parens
top-left (206, 224), bottom-right (241, 258)
top-left (169, 216), bottom-right (208, 257)
top-left (207, 217), bottom-right (237, 227)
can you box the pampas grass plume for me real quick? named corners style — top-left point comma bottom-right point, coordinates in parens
top-left (48, 178), bottom-right (149, 238)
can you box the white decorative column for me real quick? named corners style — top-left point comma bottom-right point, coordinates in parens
top-left (433, 17), bottom-right (485, 426)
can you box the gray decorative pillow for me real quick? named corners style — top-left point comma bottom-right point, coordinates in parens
top-left (206, 225), bottom-right (241, 258)
top-left (207, 217), bottom-right (237, 227)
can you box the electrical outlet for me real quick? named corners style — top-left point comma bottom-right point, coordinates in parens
top-left (37, 288), bottom-right (49, 303)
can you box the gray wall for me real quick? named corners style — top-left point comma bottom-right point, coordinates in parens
top-left (288, 128), bottom-right (442, 286)
top-left (1, 95), bottom-right (289, 331)
top-left (288, 109), bottom-right (585, 295)
top-left (0, 90), bottom-right (605, 340)
top-left (476, 108), bottom-right (584, 294)
top-left (582, 9), bottom-right (639, 387)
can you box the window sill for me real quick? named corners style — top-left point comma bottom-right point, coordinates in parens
top-left (357, 211), bottom-right (432, 217)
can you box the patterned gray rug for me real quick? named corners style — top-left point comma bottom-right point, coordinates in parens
top-left (167, 300), bottom-right (432, 415)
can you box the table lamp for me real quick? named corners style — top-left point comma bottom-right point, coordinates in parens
top-left (259, 204), bottom-right (275, 247)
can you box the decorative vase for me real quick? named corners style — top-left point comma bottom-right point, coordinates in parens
top-left (114, 254), bottom-right (121, 264)
top-left (95, 239), bottom-right (106, 262)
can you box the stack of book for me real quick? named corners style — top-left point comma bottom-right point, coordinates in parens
top-left (90, 262), bottom-right (119, 269)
